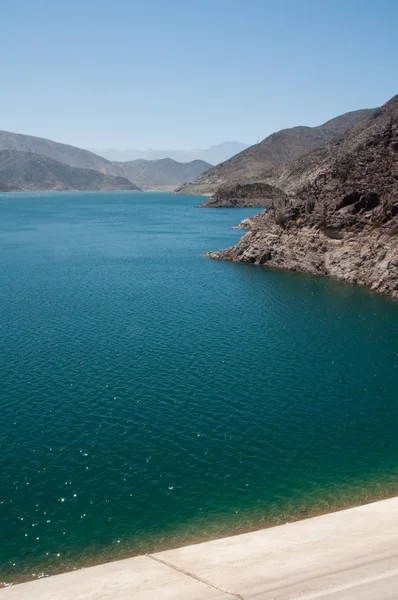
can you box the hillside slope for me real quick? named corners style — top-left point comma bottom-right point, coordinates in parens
top-left (208, 95), bottom-right (398, 299)
top-left (0, 151), bottom-right (141, 191)
top-left (0, 130), bottom-right (212, 191)
top-left (118, 158), bottom-right (212, 190)
top-left (0, 130), bottom-right (117, 175)
top-left (261, 95), bottom-right (398, 221)
top-left (177, 109), bottom-right (375, 196)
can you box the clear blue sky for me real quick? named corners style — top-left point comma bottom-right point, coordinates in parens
top-left (2, 0), bottom-right (397, 149)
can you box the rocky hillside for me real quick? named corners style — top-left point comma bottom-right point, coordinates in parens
top-left (201, 182), bottom-right (288, 208)
top-left (177, 109), bottom-right (375, 197)
top-left (0, 180), bottom-right (20, 192)
top-left (279, 94), bottom-right (398, 228)
top-left (117, 158), bottom-right (212, 190)
top-left (207, 95), bottom-right (398, 299)
top-left (0, 130), bottom-right (117, 174)
top-left (0, 151), bottom-right (140, 192)
top-left (0, 130), bottom-right (212, 191)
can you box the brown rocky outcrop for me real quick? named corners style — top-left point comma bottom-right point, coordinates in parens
top-left (208, 223), bottom-right (398, 299)
top-left (207, 95), bottom-right (398, 299)
top-left (200, 182), bottom-right (288, 208)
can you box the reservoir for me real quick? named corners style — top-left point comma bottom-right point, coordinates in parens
top-left (1, 191), bottom-right (397, 583)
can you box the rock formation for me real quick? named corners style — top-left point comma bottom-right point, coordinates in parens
top-left (200, 182), bottom-right (288, 208)
top-left (207, 95), bottom-right (398, 299)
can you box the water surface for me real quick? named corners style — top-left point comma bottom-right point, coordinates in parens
top-left (1, 191), bottom-right (398, 582)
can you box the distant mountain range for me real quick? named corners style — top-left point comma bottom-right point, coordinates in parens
top-left (177, 109), bottom-right (375, 197)
top-left (0, 130), bottom-right (114, 174)
top-left (88, 142), bottom-right (250, 165)
top-left (0, 131), bottom-right (212, 191)
top-left (116, 158), bottom-right (212, 190)
top-left (0, 150), bottom-right (140, 192)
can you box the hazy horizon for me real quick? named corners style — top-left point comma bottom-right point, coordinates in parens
top-left (88, 141), bottom-right (249, 153)
top-left (86, 141), bottom-right (250, 164)
top-left (2, 0), bottom-right (398, 149)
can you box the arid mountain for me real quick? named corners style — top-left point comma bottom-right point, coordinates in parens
top-left (208, 95), bottom-right (398, 299)
top-left (177, 109), bottom-right (376, 196)
top-left (0, 130), bottom-right (116, 174)
top-left (117, 158), bottom-right (212, 190)
top-left (0, 130), bottom-right (212, 191)
top-left (89, 141), bottom-right (249, 164)
top-left (0, 151), bottom-right (140, 192)
top-left (0, 180), bottom-right (20, 192)
top-left (283, 94), bottom-right (398, 226)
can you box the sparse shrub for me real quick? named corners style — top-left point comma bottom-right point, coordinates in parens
top-left (306, 198), bottom-right (316, 214)
top-left (320, 201), bottom-right (328, 228)
top-left (370, 221), bottom-right (382, 231)
top-left (274, 210), bottom-right (286, 228)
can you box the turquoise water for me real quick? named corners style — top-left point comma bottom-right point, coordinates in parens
top-left (1, 191), bottom-right (398, 582)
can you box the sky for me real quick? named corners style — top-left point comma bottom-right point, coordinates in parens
top-left (1, 0), bottom-right (397, 150)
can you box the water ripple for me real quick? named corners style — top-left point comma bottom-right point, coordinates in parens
top-left (1, 192), bottom-right (398, 583)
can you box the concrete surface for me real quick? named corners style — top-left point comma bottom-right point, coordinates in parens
top-left (2, 496), bottom-right (398, 599)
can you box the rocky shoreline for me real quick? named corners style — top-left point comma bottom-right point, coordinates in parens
top-left (207, 217), bottom-right (398, 300)
top-left (207, 95), bottom-right (398, 299)
top-left (199, 182), bottom-right (288, 208)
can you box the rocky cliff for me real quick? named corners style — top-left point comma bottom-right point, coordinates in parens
top-left (208, 224), bottom-right (398, 299)
top-left (200, 182), bottom-right (288, 207)
top-left (207, 95), bottom-right (398, 299)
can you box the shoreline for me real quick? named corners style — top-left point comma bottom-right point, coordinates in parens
top-left (2, 495), bottom-right (398, 598)
top-left (0, 188), bottom-right (211, 196)
top-left (3, 482), bottom-right (398, 588)
top-left (207, 221), bottom-right (398, 300)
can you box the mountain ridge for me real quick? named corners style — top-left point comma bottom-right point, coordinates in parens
top-left (0, 130), bottom-right (116, 175)
top-left (207, 94), bottom-right (398, 299)
top-left (0, 151), bottom-right (141, 192)
top-left (177, 109), bottom-right (376, 197)
top-left (115, 158), bottom-right (212, 190)
top-left (0, 131), bottom-right (211, 191)
top-left (88, 141), bottom-right (249, 165)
